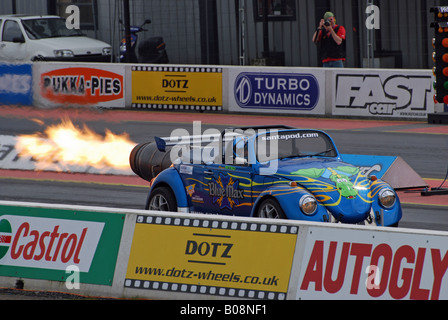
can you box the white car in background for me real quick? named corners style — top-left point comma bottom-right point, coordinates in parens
top-left (0, 14), bottom-right (111, 62)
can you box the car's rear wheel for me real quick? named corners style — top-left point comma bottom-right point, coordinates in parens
top-left (147, 187), bottom-right (177, 212)
top-left (257, 198), bottom-right (286, 219)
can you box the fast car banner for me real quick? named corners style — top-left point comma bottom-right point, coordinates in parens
top-left (332, 69), bottom-right (435, 119)
top-left (125, 215), bottom-right (298, 299)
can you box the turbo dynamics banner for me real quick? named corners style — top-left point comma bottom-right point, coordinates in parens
top-left (229, 67), bottom-right (325, 115)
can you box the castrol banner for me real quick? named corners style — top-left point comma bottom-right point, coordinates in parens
top-left (0, 203), bottom-right (125, 285)
top-left (33, 63), bottom-right (125, 108)
top-left (296, 226), bottom-right (448, 300)
top-left (0, 215), bottom-right (103, 272)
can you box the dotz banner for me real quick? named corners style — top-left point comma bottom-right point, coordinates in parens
top-left (132, 66), bottom-right (223, 111)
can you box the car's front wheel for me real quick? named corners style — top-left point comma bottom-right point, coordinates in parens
top-left (257, 198), bottom-right (286, 219)
top-left (147, 187), bottom-right (177, 212)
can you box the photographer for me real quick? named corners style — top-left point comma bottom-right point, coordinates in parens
top-left (312, 12), bottom-right (346, 68)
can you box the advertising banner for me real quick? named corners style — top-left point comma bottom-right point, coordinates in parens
top-left (0, 203), bottom-right (125, 285)
top-left (228, 67), bottom-right (326, 115)
top-left (296, 226), bottom-right (448, 300)
top-left (0, 63), bottom-right (32, 106)
top-left (332, 69), bottom-right (434, 119)
top-left (125, 215), bottom-right (298, 299)
top-left (34, 63), bottom-right (125, 108)
top-left (131, 66), bottom-right (223, 111)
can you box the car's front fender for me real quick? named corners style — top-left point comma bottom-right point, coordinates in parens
top-left (371, 194), bottom-right (402, 226)
top-left (369, 180), bottom-right (402, 226)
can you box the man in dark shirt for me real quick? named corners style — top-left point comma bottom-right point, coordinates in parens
top-left (312, 12), bottom-right (346, 68)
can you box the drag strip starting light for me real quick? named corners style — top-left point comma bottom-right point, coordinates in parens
top-left (431, 7), bottom-right (448, 104)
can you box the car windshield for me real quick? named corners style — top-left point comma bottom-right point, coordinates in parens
top-left (22, 17), bottom-right (84, 39)
top-left (255, 130), bottom-right (337, 162)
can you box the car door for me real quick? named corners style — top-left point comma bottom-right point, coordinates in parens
top-left (0, 20), bottom-right (27, 61)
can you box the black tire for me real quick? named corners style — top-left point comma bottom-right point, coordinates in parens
top-left (257, 198), bottom-right (287, 219)
top-left (146, 187), bottom-right (177, 212)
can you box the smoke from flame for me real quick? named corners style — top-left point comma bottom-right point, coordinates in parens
top-left (16, 119), bottom-right (137, 172)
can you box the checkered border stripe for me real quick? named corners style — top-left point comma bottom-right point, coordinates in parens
top-left (124, 278), bottom-right (286, 300)
top-left (131, 104), bottom-right (223, 111)
top-left (131, 66), bottom-right (223, 73)
top-left (135, 215), bottom-right (299, 235)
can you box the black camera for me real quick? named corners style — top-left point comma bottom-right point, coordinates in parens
top-left (324, 19), bottom-right (331, 27)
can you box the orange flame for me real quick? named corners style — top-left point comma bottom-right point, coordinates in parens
top-left (16, 119), bottom-right (136, 172)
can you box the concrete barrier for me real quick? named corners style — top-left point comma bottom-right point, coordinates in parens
top-left (1, 200), bottom-right (447, 300)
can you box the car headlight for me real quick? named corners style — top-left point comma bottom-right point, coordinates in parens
top-left (379, 189), bottom-right (396, 208)
top-left (54, 49), bottom-right (74, 57)
top-left (102, 47), bottom-right (111, 55)
top-left (300, 195), bottom-right (317, 215)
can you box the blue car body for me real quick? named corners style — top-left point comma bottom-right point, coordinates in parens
top-left (145, 126), bottom-right (402, 227)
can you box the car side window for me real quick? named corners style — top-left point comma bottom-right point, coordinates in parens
top-left (3, 20), bottom-right (24, 42)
